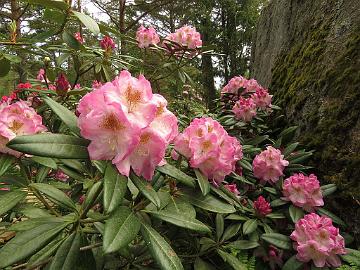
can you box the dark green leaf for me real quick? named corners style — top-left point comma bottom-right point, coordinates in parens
top-left (146, 210), bottom-right (210, 233)
top-left (195, 169), bottom-right (210, 196)
top-left (0, 154), bottom-right (15, 177)
top-left (261, 233), bottom-right (292, 250)
top-left (282, 255), bottom-right (304, 270)
top-left (49, 232), bottom-right (81, 270)
top-left (43, 97), bottom-right (80, 136)
top-left (30, 183), bottom-right (77, 211)
top-left (104, 164), bottom-right (128, 213)
top-left (0, 222), bottom-right (67, 268)
top-left (83, 181), bottom-right (103, 211)
top-left (0, 190), bottom-right (27, 216)
top-left (221, 223), bottom-right (241, 242)
top-left (289, 205), bottom-right (304, 223)
top-left (140, 222), bottom-right (184, 270)
top-left (28, 237), bottom-right (64, 267)
top-left (130, 172), bottom-right (161, 208)
top-left (0, 58), bottom-right (11, 77)
top-left (216, 214), bottom-right (224, 241)
top-left (321, 184), bottom-right (337, 197)
top-left (157, 164), bottom-right (195, 187)
top-left (283, 142), bottom-right (299, 157)
top-left (32, 156), bottom-right (58, 169)
top-left (62, 31), bottom-right (81, 50)
top-left (181, 191), bottom-right (236, 214)
top-left (164, 200), bottom-right (196, 219)
top-left (72, 11), bottom-right (100, 35)
top-left (10, 217), bottom-right (66, 231)
top-left (43, 8), bottom-right (65, 24)
top-left (266, 212), bottom-right (286, 219)
top-left (217, 250), bottom-right (247, 270)
top-left (7, 134), bottom-right (89, 159)
top-left (243, 219), bottom-right (258, 235)
top-left (225, 240), bottom-right (259, 250)
top-left (194, 258), bottom-right (216, 270)
top-left (270, 199), bottom-right (288, 207)
top-left (103, 206), bottom-right (141, 253)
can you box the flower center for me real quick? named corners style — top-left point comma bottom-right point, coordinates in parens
top-left (101, 113), bottom-right (123, 131)
top-left (140, 132), bottom-right (151, 144)
top-left (10, 120), bottom-right (23, 132)
top-left (125, 85), bottom-right (141, 111)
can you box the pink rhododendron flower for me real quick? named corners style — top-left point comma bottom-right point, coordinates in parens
top-left (54, 170), bottom-right (69, 182)
top-left (16, 82), bottom-right (32, 90)
top-left (254, 196), bottom-right (272, 216)
top-left (224, 184), bottom-right (240, 196)
top-left (221, 76), bottom-right (247, 94)
top-left (74, 32), bottom-right (84, 44)
top-left (252, 146), bottom-right (289, 184)
top-left (1, 92), bottom-right (17, 105)
top-left (290, 213), bottom-right (346, 267)
top-left (100, 36), bottom-right (116, 53)
top-left (0, 100), bottom-right (47, 157)
top-left (77, 70), bottom-right (178, 180)
top-left (174, 117), bottom-right (242, 184)
top-left (251, 88), bottom-right (272, 109)
top-left (136, 25), bottom-right (160, 48)
top-left (55, 73), bottom-right (70, 96)
top-left (164, 25), bottom-right (202, 49)
top-left (36, 69), bottom-right (45, 81)
top-left (283, 173), bottom-right (324, 212)
top-left (232, 97), bottom-right (257, 122)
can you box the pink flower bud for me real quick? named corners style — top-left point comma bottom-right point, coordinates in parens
top-left (100, 36), bottom-right (116, 53)
top-left (74, 32), bottom-right (84, 44)
top-left (224, 184), bottom-right (240, 196)
top-left (254, 196), bottom-right (272, 217)
top-left (55, 73), bottom-right (70, 96)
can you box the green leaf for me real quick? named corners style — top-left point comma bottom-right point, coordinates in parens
top-left (62, 31), bottom-right (81, 50)
top-left (216, 214), bottom-right (224, 241)
top-left (0, 222), bottom-right (67, 268)
top-left (10, 217), bottom-right (66, 231)
top-left (35, 166), bottom-right (51, 183)
top-left (130, 172), bottom-right (161, 208)
top-left (283, 142), bottom-right (299, 157)
top-left (195, 169), bottom-right (210, 196)
top-left (243, 219), bottom-right (258, 235)
top-left (49, 232), bottom-right (81, 270)
top-left (221, 223), bottom-right (241, 242)
top-left (194, 258), bottom-right (216, 270)
top-left (0, 154), bottom-right (15, 177)
top-left (7, 134), bottom-right (89, 159)
top-left (56, 53), bottom-right (71, 66)
top-left (321, 184), bottom-right (337, 197)
top-left (164, 200), bottom-right (196, 219)
top-left (22, 0), bottom-right (69, 10)
top-left (146, 210), bottom-right (210, 233)
top-left (43, 8), bottom-right (65, 24)
top-left (0, 57), bottom-right (11, 77)
top-left (266, 212), bottom-right (286, 219)
top-left (30, 183), bottom-right (77, 211)
top-left (238, 159), bottom-right (252, 171)
top-left (289, 205), bottom-right (304, 223)
top-left (103, 206), bottom-right (141, 253)
top-left (31, 156), bottom-right (58, 169)
top-left (317, 208), bottom-right (346, 227)
top-left (217, 250), bottom-right (247, 270)
top-left (225, 240), bottom-right (260, 250)
top-left (28, 237), bottom-right (64, 267)
top-left (157, 164), bottom-right (195, 187)
top-left (140, 222), bottom-right (184, 270)
top-left (0, 190), bottom-right (27, 216)
top-left (225, 214), bottom-right (248, 221)
top-left (104, 164), bottom-right (128, 213)
top-left (270, 199), bottom-right (288, 207)
top-left (261, 233), bottom-right (292, 250)
top-left (83, 181), bottom-right (103, 211)
top-left (282, 255), bottom-right (304, 270)
top-left (181, 191), bottom-right (236, 214)
top-left (341, 248), bottom-right (360, 266)
top-left (245, 135), bottom-right (269, 145)
top-left (72, 11), bottom-right (100, 35)
top-left (43, 96), bottom-right (80, 135)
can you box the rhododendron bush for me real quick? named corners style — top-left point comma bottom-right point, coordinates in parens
top-left (0, 2), bottom-right (359, 270)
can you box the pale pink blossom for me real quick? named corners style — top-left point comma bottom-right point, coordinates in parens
top-left (0, 100), bottom-right (47, 157)
top-left (164, 25), bottom-right (202, 49)
top-left (251, 88), bottom-right (272, 109)
top-left (77, 71), bottom-right (178, 180)
top-left (232, 97), bottom-right (257, 122)
top-left (221, 76), bottom-right (247, 95)
top-left (290, 213), bottom-right (346, 267)
top-left (283, 173), bottom-right (324, 212)
top-left (254, 196), bottom-right (272, 216)
top-left (174, 117), bottom-right (242, 184)
top-left (136, 25), bottom-right (160, 48)
top-left (252, 146), bottom-right (289, 184)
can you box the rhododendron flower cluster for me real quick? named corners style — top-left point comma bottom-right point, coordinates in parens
top-left (221, 76), bottom-right (263, 95)
top-left (136, 25), bottom-right (160, 48)
top-left (232, 97), bottom-right (257, 122)
top-left (252, 146), bottom-right (289, 184)
top-left (77, 70), bottom-right (178, 180)
top-left (164, 25), bottom-right (202, 49)
top-left (100, 36), bottom-right (116, 52)
top-left (251, 88), bottom-right (273, 110)
top-left (0, 100), bottom-right (46, 157)
top-left (283, 173), bottom-right (324, 212)
top-left (174, 117), bottom-right (242, 184)
top-left (254, 196), bottom-right (272, 216)
top-left (290, 213), bottom-right (346, 267)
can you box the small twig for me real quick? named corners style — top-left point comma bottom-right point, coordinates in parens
top-left (80, 242), bottom-right (102, 251)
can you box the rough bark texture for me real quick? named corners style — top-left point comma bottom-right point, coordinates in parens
top-left (252, 0), bottom-right (360, 241)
